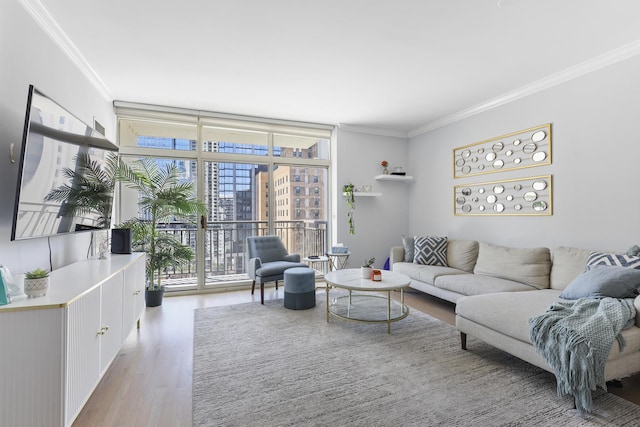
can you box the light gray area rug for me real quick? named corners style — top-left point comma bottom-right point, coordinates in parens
top-left (193, 296), bottom-right (640, 426)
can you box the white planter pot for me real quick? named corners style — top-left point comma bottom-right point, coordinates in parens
top-left (361, 267), bottom-right (373, 279)
top-left (24, 277), bottom-right (49, 298)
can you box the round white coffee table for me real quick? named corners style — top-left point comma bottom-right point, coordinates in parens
top-left (324, 268), bottom-right (411, 333)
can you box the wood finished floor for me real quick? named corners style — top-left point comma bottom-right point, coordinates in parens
top-left (72, 286), bottom-right (640, 426)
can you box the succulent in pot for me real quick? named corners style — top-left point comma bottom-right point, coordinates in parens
top-left (24, 268), bottom-right (50, 298)
top-left (361, 257), bottom-right (375, 279)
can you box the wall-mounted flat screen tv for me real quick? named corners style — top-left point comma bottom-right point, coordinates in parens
top-left (11, 85), bottom-right (119, 241)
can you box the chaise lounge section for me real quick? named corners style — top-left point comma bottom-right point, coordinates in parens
top-left (455, 246), bottom-right (640, 383)
top-left (391, 239), bottom-right (640, 387)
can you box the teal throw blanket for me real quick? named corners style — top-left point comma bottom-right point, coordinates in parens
top-left (529, 297), bottom-right (636, 416)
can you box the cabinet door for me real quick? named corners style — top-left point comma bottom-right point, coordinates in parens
top-left (66, 285), bottom-right (101, 426)
top-left (100, 273), bottom-right (124, 375)
top-left (1, 308), bottom-right (64, 427)
top-left (123, 255), bottom-right (145, 338)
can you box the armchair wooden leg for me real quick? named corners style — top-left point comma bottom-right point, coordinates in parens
top-left (275, 280), bottom-right (278, 290)
top-left (261, 283), bottom-right (265, 305)
top-left (460, 332), bottom-right (467, 350)
top-left (251, 280), bottom-right (256, 295)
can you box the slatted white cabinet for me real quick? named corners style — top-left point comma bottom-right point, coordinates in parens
top-left (0, 253), bottom-right (145, 427)
top-left (99, 273), bottom-right (125, 375)
top-left (66, 285), bottom-right (102, 426)
top-left (123, 256), bottom-right (145, 338)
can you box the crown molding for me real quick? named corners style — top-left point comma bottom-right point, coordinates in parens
top-left (18, 0), bottom-right (113, 101)
top-left (18, 0), bottom-right (640, 139)
top-left (408, 39), bottom-right (640, 138)
top-left (338, 123), bottom-right (408, 139)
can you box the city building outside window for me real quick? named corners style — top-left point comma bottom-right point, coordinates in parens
top-left (117, 107), bottom-right (331, 292)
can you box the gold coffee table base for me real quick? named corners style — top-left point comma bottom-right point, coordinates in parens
top-left (326, 290), bottom-right (409, 333)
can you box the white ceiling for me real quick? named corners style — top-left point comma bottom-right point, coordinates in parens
top-left (32, 0), bottom-right (640, 135)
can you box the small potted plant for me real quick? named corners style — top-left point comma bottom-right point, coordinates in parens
top-left (361, 257), bottom-right (376, 279)
top-left (343, 183), bottom-right (356, 235)
top-left (24, 268), bottom-right (50, 298)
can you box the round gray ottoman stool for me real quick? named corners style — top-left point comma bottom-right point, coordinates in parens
top-left (284, 267), bottom-right (316, 309)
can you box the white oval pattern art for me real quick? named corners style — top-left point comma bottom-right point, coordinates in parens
top-left (453, 124), bottom-right (551, 178)
top-left (453, 175), bottom-right (552, 216)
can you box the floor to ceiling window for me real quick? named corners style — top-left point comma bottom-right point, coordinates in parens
top-left (116, 105), bottom-right (332, 292)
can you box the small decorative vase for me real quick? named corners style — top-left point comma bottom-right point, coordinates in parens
top-left (24, 277), bottom-right (49, 298)
top-left (361, 267), bottom-right (373, 279)
top-left (382, 167), bottom-right (389, 175)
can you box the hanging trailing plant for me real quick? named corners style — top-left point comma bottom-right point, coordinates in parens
top-left (343, 183), bottom-right (356, 235)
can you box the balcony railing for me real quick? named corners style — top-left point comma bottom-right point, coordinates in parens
top-left (156, 220), bottom-right (328, 288)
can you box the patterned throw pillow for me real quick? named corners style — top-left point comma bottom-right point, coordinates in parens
top-left (586, 251), bottom-right (640, 270)
top-left (414, 236), bottom-right (448, 266)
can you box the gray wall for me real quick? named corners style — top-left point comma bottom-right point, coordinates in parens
top-left (408, 54), bottom-right (640, 253)
top-left (0, 0), bottom-right (115, 274)
top-left (334, 128), bottom-right (410, 269)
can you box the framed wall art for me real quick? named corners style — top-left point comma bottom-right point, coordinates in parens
top-left (454, 175), bottom-right (552, 216)
top-left (453, 124), bottom-right (551, 178)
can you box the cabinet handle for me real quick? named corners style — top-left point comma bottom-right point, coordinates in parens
top-left (102, 326), bottom-right (109, 332)
top-left (133, 290), bottom-right (141, 295)
top-left (97, 330), bottom-right (105, 336)
top-left (97, 326), bottom-right (109, 335)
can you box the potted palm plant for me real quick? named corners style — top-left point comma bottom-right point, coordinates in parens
top-left (117, 158), bottom-right (207, 307)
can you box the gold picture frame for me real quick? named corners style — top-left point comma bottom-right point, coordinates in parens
top-left (453, 124), bottom-right (551, 178)
top-left (454, 175), bottom-right (552, 216)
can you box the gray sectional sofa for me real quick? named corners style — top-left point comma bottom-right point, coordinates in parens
top-left (389, 241), bottom-right (640, 382)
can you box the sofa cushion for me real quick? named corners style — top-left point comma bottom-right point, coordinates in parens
top-left (435, 273), bottom-right (537, 296)
top-left (550, 246), bottom-right (591, 290)
top-left (560, 265), bottom-right (640, 300)
top-left (446, 240), bottom-right (479, 272)
top-left (402, 235), bottom-right (415, 262)
top-left (586, 251), bottom-right (640, 270)
top-left (473, 242), bottom-right (551, 289)
top-left (392, 262), bottom-right (466, 285)
top-left (414, 236), bottom-right (448, 266)
top-left (456, 290), bottom-right (561, 343)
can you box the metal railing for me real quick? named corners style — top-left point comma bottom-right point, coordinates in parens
top-left (157, 220), bottom-right (328, 287)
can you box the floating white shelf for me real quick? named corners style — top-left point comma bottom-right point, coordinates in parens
top-left (343, 192), bottom-right (382, 197)
top-left (375, 174), bottom-right (414, 181)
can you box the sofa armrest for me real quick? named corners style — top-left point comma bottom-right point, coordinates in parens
top-left (635, 295), bottom-right (640, 327)
top-left (390, 246), bottom-right (405, 268)
top-left (248, 257), bottom-right (262, 279)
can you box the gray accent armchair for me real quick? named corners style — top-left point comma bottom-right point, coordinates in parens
top-left (246, 235), bottom-right (307, 304)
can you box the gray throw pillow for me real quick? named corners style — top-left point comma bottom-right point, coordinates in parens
top-left (560, 265), bottom-right (640, 300)
top-left (402, 235), bottom-right (415, 262)
top-left (413, 236), bottom-right (448, 266)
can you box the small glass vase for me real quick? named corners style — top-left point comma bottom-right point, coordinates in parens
top-left (382, 167), bottom-right (389, 175)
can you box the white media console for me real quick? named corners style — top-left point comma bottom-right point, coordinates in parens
top-left (0, 253), bottom-right (146, 427)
